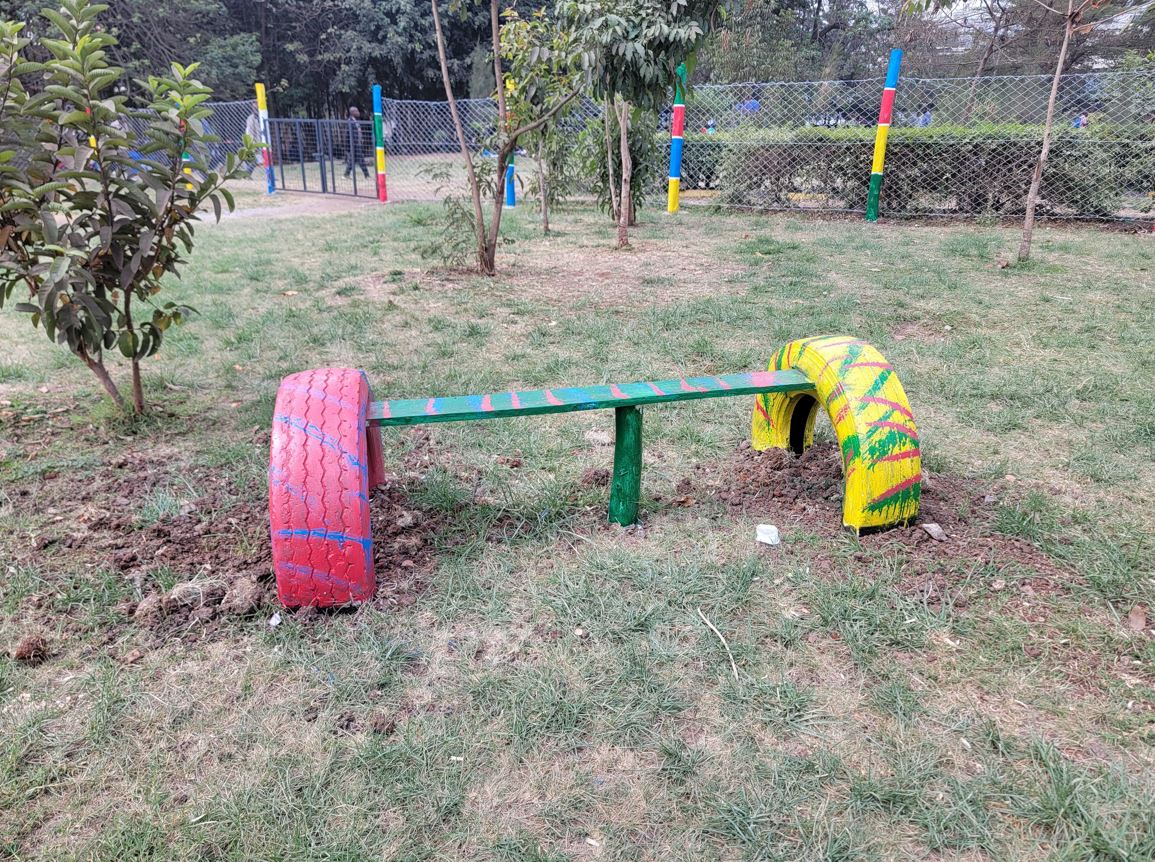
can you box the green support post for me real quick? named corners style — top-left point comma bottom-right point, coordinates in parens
top-left (609, 406), bottom-right (643, 525)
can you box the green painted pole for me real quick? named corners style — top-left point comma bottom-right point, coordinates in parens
top-left (609, 406), bottom-right (643, 525)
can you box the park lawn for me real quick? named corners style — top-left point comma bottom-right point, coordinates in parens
top-left (1, 186), bottom-right (1153, 861)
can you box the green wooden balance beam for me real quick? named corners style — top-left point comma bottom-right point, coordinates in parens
top-left (268, 336), bottom-right (923, 607)
top-left (369, 369), bottom-right (815, 525)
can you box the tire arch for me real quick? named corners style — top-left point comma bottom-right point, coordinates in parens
top-left (752, 335), bottom-right (921, 532)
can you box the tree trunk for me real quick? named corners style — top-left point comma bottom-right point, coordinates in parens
top-left (82, 354), bottom-right (127, 411)
top-left (1018, 2), bottom-right (1074, 263)
top-left (131, 357), bottom-right (145, 414)
top-left (604, 95), bottom-right (620, 223)
top-left (431, 0), bottom-right (488, 273)
top-left (489, 0), bottom-right (506, 129)
top-left (537, 135), bottom-right (549, 235)
top-left (482, 146), bottom-right (516, 277)
top-left (616, 98), bottom-right (632, 249)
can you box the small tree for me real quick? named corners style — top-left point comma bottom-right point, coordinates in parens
top-left (559, 0), bottom-right (724, 248)
top-left (1014, 0), bottom-right (1154, 261)
top-left (577, 107), bottom-right (659, 225)
top-left (0, 0), bottom-right (255, 413)
top-left (430, 0), bottom-right (586, 275)
top-left (500, 7), bottom-right (584, 235)
top-left (914, 0), bottom-right (1153, 261)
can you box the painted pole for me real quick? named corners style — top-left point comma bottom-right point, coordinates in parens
top-left (504, 154), bottom-right (516, 209)
top-left (865, 49), bottom-right (902, 222)
top-left (372, 84), bottom-right (388, 203)
top-left (667, 63), bottom-right (687, 214)
top-left (255, 82), bottom-right (275, 194)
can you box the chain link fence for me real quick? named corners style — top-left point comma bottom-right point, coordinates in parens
top-left (119, 99), bottom-right (257, 170)
top-left (267, 96), bottom-right (603, 201)
top-left (8, 99), bottom-right (257, 174)
top-left (258, 71), bottom-right (1155, 221)
top-left (678, 70), bottom-right (1155, 219)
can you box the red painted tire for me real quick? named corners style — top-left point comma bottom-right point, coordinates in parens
top-left (268, 368), bottom-right (385, 608)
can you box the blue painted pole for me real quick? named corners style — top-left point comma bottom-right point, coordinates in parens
top-left (504, 154), bottom-right (516, 209)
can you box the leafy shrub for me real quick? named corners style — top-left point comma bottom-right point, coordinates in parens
top-left (418, 156), bottom-right (507, 269)
top-left (0, 0), bottom-right (256, 413)
top-left (578, 109), bottom-right (659, 222)
top-left (680, 137), bottom-right (725, 191)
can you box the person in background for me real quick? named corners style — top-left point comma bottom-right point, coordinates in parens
top-left (915, 104), bottom-right (934, 127)
top-left (243, 106), bottom-right (263, 172)
top-left (344, 106), bottom-right (370, 179)
top-left (201, 116), bottom-right (224, 171)
top-left (1073, 112), bottom-right (1089, 128)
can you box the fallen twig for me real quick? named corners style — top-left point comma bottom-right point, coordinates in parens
top-left (697, 607), bottom-right (739, 682)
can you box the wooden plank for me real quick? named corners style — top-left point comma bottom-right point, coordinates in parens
top-left (369, 369), bottom-right (814, 426)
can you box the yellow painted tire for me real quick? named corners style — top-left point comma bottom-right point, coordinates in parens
top-left (751, 335), bottom-right (921, 532)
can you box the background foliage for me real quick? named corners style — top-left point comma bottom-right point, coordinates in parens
top-left (2, 1), bottom-right (1148, 118)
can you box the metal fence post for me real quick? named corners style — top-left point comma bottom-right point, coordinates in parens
top-left (318, 123), bottom-right (329, 194)
top-left (294, 119), bottom-right (306, 192)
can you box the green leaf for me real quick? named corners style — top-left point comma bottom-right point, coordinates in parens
top-left (117, 329), bottom-right (136, 358)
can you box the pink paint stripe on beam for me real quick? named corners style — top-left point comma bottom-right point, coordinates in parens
top-left (424, 398), bottom-right (437, 415)
top-left (510, 391), bottom-right (521, 409)
top-left (610, 384), bottom-right (627, 399)
top-left (481, 394), bottom-right (493, 412)
top-left (544, 390), bottom-right (563, 406)
top-left (712, 376), bottom-right (732, 390)
top-left (647, 382), bottom-right (666, 396)
top-left (748, 371), bottom-right (783, 387)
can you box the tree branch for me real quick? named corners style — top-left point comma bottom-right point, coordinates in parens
top-left (490, 0), bottom-right (507, 131)
top-left (507, 87), bottom-right (582, 147)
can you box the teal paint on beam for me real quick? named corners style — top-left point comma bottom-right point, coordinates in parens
top-left (370, 370), bottom-right (815, 427)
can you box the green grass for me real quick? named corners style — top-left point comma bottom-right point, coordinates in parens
top-left (0, 184), bottom-right (1152, 860)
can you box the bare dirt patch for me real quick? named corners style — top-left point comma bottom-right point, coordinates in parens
top-left (352, 212), bottom-right (751, 311)
top-left (368, 481), bottom-right (449, 610)
top-left (686, 442), bottom-right (1075, 598)
top-left (494, 241), bottom-right (748, 309)
top-left (225, 194), bottom-right (376, 221)
top-left (6, 427), bottom-right (455, 644)
top-left (11, 633), bottom-right (50, 663)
